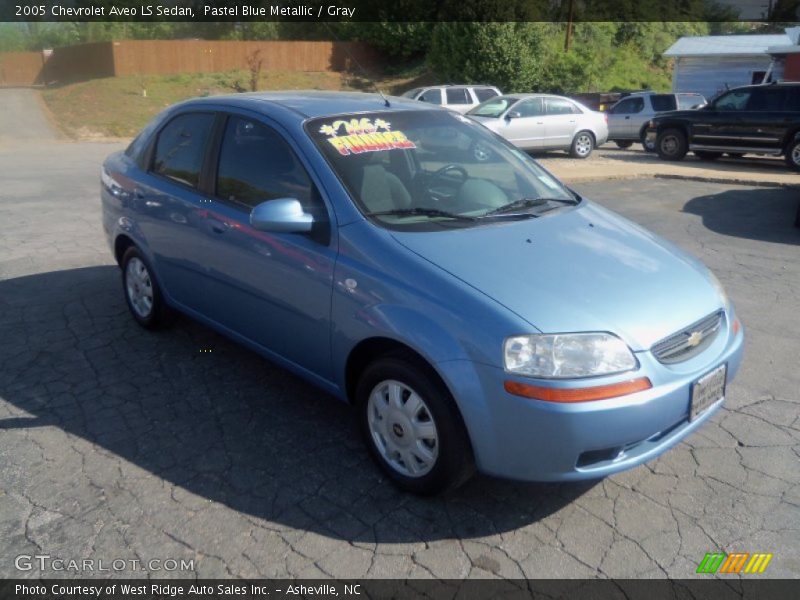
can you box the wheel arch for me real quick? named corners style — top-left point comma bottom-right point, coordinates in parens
top-left (114, 234), bottom-right (136, 266)
top-left (345, 337), bottom-right (449, 405)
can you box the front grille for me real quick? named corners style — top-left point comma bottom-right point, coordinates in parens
top-left (651, 311), bottom-right (724, 364)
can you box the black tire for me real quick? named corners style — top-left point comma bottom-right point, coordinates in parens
top-left (569, 130), bottom-right (595, 158)
top-left (356, 352), bottom-right (475, 495)
top-left (641, 129), bottom-right (656, 152)
top-left (615, 140), bottom-right (634, 149)
top-left (784, 138), bottom-right (800, 172)
top-left (695, 151), bottom-right (722, 161)
top-left (656, 128), bottom-right (688, 161)
top-left (121, 246), bottom-right (172, 329)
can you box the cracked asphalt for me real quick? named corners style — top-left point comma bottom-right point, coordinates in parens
top-left (0, 89), bottom-right (798, 580)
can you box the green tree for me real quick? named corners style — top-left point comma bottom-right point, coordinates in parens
top-left (427, 22), bottom-right (545, 93)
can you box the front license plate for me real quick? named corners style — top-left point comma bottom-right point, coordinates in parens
top-left (690, 364), bottom-right (727, 421)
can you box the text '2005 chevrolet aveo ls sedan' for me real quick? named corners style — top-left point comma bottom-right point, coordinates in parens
top-left (102, 91), bottom-right (743, 495)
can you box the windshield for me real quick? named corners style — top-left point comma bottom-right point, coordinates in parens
top-left (467, 97), bottom-right (518, 118)
top-left (306, 110), bottom-right (576, 231)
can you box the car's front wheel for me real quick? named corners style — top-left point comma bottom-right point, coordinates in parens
top-left (615, 140), bottom-right (634, 149)
top-left (785, 138), bottom-right (800, 172)
top-left (121, 246), bottom-right (172, 329)
top-left (570, 131), bottom-right (595, 158)
top-left (656, 128), bottom-right (688, 161)
top-left (357, 352), bottom-right (474, 495)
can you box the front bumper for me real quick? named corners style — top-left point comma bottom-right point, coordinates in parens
top-left (436, 316), bottom-right (744, 482)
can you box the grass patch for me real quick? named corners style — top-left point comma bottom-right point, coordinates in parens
top-left (41, 66), bottom-right (431, 139)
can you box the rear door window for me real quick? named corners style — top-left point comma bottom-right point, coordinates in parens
top-left (651, 95), bottom-right (677, 111)
top-left (446, 88), bottom-right (471, 105)
top-left (152, 112), bottom-right (216, 188)
top-left (746, 87), bottom-right (787, 111)
top-left (545, 97), bottom-right (580, 115)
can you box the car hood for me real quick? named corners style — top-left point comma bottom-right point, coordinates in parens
top-left (390, 202), bottom-right (723, 351)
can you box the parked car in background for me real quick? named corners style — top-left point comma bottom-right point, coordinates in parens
top-left (468, 94), bottom-right (608, 158)
top-left (645, 82), bottom-right (800, 170)
top-left (607, 92), bottom-right (706, 151)
top-left (101, 91), bottom-right (742, 494)
top-left (402, 85), bottom-right (502, 113)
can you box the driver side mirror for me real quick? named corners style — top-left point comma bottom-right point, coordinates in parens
top-left (250, 198), bottom-right (313, 233)
top-left (506, 111), bottom-right (521, 120)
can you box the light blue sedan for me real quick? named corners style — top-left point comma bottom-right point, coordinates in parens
top-left (101, 92), bottom-right (744, 494)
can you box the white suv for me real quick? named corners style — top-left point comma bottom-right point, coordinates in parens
top-left (402, 85), bottom-right (502, 113)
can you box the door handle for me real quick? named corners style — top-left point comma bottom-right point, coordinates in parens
top-left (624, 116), bottom-right (630, 120)
top-left (536, 121), bottom-right (544, 125)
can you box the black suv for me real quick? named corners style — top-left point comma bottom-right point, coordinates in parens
top-left (645, 82), bottom-right (800, 171)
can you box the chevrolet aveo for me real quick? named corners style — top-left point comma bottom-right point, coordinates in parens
top-left (102, 92), bottom-right (744, 495)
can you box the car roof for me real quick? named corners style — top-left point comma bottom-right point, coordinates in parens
top-left (422, 84), bottom-right (499, 89)
top-left (176, 91), bottom-right (436, 121)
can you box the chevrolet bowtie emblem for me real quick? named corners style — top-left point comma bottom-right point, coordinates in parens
top-left (687, 331), bottom-right (704, 347)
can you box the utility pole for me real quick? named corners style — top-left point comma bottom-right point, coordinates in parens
top-left (564, 0), bottom-right (575, 52)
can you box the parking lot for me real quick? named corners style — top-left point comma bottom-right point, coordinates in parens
top-left (0, 90), bottom-right (798, 579)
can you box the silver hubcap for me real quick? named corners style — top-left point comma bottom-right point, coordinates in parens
top-left (575, 134), bottom-right (592, 156)
top-left (792, 145), bottom-right (800, 165)
top-left (367, 379), bottom-right (438, 478)
top-left (125, 257), bottom-right (154, 318)
top-left (662, 135), bottom-right (679, 155)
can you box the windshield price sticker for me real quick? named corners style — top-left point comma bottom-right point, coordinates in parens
top-left (319, 118), bottom-right (416, 156)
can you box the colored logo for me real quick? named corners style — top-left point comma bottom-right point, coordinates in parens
top-left (319, 118), bottom-right (416, 156)
top-left (687, 330), bottom-right (704, 347)
top-left (696, 552), bottom-right (773, 574)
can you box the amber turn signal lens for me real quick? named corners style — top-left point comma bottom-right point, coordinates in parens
top-left (732, 318), bottom-right (741, 334)
top-left (504, 377), bottom-right (652, 403)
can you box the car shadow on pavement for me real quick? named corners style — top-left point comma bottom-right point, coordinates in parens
top-left (683, 186), bottom-right (800, 245)
top-left (0, 265), bottom-right (595, 543)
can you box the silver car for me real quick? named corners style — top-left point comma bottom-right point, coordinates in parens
top-left (468, 94), bottom-right (608, 159)
top-left (402, 84), bottom-right (502, 114)
top-left (607, 92), bottom-right (706, 151)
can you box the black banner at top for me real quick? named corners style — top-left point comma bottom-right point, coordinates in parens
top-left (1, 0), bottom-right (797, 22)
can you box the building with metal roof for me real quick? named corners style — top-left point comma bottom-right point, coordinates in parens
top-left (664, 28), bottom-right (800, 100)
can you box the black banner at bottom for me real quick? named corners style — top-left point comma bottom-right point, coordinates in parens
top-left (1, 579), bottom-right (798, 600)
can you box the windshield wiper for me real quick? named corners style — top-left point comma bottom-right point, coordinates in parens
top-left (482, 196), bottom-right (577, 217)
top-left (365, 207), bottom-right (478, 221)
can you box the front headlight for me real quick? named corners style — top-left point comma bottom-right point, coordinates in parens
top-left (504, 333), bottom-right (637, 379)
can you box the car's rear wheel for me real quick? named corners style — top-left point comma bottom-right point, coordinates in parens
top-left (656, 128), bottom-right (688, 161)
top-left (784, 138), bottom-right (800, 172)
top-left (570, 131), bottom-right (595, 158)
top-left (695, 151), bottom-right (722, 160)
top-left (121, 246), bottom-right (172, 329)
top-left (615, 140), bottom-right (634, 149)
top-left (357, 352), bottom-right (474, 495)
